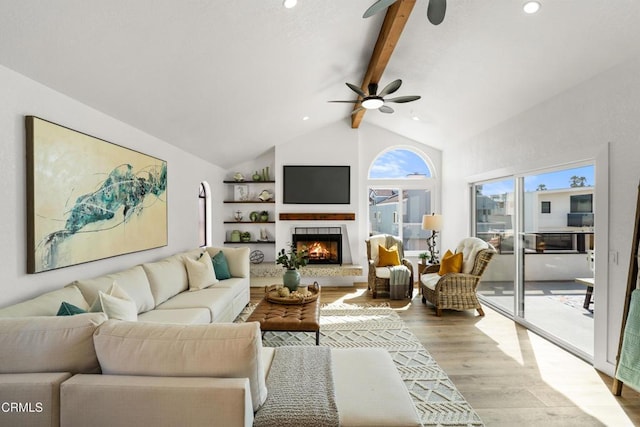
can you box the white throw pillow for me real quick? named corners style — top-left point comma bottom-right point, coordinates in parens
top-left (185, 254), bottom-right (218, 291)
top-left (98, 291), bottom-right (138, 321)
top-left (90, 281), bottom-right (133, 312)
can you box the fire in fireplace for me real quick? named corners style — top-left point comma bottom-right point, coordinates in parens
top-left (292, 227), bottom-right (342, 265)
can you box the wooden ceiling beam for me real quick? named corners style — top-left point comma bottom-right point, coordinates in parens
top-left (351, 0), bottom-right (417, 128)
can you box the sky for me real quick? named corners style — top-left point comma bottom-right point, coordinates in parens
top-left (480, 165), bottom-right (594, 195)
top-left (369, 149), bottom-right (431, 178)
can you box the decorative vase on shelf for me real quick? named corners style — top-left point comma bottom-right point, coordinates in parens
top-left (282, 269), bottom-right (300, 292)
top-left (252, 171), bottom-right (262, 181)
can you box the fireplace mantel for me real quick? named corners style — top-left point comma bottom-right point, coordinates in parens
top-left (279, 213), bottom-right (355, 221)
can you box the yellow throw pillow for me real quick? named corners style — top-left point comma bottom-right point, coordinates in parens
top-left (438, 250), bottom-right (463, 276)
top-left (378, 245), bottom-right (401, 267)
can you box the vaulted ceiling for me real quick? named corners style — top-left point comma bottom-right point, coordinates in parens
top-left (1, 1), bottom-right (640, 169)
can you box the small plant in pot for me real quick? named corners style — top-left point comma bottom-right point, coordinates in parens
top-left (276, 243), bottom-right (309, 291)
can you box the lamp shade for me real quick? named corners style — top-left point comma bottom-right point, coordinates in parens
top-left (422, 214), bottom-right (443, 231)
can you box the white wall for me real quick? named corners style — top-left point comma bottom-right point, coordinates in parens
top-left (441, 55), bottom-right (640, 376)
top-left (233, 122), bottom-right (443, 286)
top-left (0, 65), bottom-right (225, 307)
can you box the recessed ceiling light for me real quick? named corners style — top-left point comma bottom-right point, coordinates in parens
top-left (523, 1), bottom-right (541, 14)
top-left (283, 0), bottom-right (297, 9)
top-left (411, 116), bottom-right (420, 121)
top-left (302, 116), bottom-right (310, 121)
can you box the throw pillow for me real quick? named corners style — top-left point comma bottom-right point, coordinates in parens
top-left (89, 281), bottom-right (132, 313)
top-left (56, 301), bottom-right (87, 316)
top-left (211, 251), bottom-right (232, 280)
top-left (98, 291), bottom-right (138, 321)
top-left (378, 245), bottom-right (401, 267)
top-left (186, 253), bottom-right (218, 291)
top-left (438, 250), bottom-right (463, 276)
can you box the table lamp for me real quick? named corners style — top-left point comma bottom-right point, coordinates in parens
top-left (422, 214), bottom-right (443, 264)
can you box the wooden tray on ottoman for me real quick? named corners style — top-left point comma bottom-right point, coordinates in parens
top-left (264, 282), bottom-right (320, 305)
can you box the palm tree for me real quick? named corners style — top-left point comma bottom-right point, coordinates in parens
top-left (536, 184), bottom-right (547, 191)
top-left (570, 176), bottom-right (587, 187)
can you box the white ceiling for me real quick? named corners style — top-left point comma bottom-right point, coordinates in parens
top-left (2, 1), bottom-right (640, 169)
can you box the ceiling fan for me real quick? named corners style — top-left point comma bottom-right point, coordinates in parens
top-left (329, 79), bottom-right (420, 115)
top-left (363, 0), bottom-right (446, 25)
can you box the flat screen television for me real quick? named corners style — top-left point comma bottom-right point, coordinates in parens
top-left (283, 165), bottom-right (350, 204)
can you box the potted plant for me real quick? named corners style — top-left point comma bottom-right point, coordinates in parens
top-left (276, 243), bottom-right (309, 291)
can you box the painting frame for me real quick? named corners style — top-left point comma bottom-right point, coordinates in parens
top-left (26, 116), bottom-right (168, 273)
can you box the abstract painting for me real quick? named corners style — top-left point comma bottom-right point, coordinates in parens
top-left (26, 116), bottom-right (167, 273)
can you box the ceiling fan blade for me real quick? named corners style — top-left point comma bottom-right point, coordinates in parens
top-left (351, 106), bottom-right (365, 115)
top-left (385, 95), bottom-right (421, 103)
top-left (328, 100), bottom-right (361, 103)
top-left (378, 79), bottom-right (402, 97)
top-left (379, 105), bottom-right (394, 114)
top-left (363, 0), bottom-right (398, 18)
top-left (427, 0), bottom-right (446, 25)
top-left (368, 82), bottom-right (379, 96)
top-left (346, 82), bottom-right (367, 97)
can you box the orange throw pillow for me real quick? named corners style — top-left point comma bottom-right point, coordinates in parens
top-left (438, 250), bottom-right (463, 276)
top-left (378, 245), bottom-right (401, 267)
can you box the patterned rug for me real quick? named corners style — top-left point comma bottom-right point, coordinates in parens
top-left (236, 302), bottom-right (483, 427)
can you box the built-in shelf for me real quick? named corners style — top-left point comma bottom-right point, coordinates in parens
top-left (224, 201), bottom-right (275, 204)
top-left (223, 221), bottom-right (275, 224)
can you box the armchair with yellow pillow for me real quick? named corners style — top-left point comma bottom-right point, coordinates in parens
top-left (365, 234), bottom-right (414, 299)
top-left (420, 237), bottom-right (495, 316)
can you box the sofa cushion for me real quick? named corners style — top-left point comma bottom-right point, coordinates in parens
top-left (210, 250), bottom-right (231, 280)
top-left (0, 372), bottom-right (72, 427)
top-left (0, 286), bottom-right (89, 317)
top-left (89, 281), bottom-right (133, 312)
top-left (57, 301), bottom-right (87, 316)
top-left (155, 287), bottom-right (234, 322)
top-left (71, 265), bottom-right (155, 314)
top-left (142, 255), bottom-right (189, 306)
top-left (93, 320), bottom-right (267, 411)
top-left (0, 313), bottom-right (107, 374)
top-left (204, 247), bottom-right (250, 278)
top-left (332, 348), bottom-right (421, 427)
top-left (456, 237), bottom-right (489, 274)
top-left (137, 308), bottom-right (211, 324)
top-left (186, 253), bottom-right (218, 290)
top-left (99, 290), bottom-right (138, 321)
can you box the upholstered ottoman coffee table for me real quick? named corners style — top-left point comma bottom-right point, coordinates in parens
top-left (247, 285), bottom-right (321, 345)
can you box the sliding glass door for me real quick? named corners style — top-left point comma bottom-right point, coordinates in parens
top-left (474, 179), bottom-right (516, 315)
top-left (473, 164), bottom-right (595, 359)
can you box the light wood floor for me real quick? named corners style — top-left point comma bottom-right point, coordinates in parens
top-left (251, 284), bottom-right (640, 426)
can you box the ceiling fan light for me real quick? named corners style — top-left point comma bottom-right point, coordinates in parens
top-left (283, 0), bottom-right (297, 9)
top-left (362, 97), bottom-right (384, 109)
top-left (523, 1), bottom-right (541, 14)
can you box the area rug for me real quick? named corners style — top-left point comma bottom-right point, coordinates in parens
top-left (237, 302), bottom-right (483, 427)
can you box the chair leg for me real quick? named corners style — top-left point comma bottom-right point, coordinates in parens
top-left (421, 296), bottom-right (426, 304)
top-left (372, 290), bottom-right (377, 299)
top-left (435, 308), bottom-right (442, 317)
top-left (477, 306), bottom-right (485, 316)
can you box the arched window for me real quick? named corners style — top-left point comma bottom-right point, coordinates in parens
top-left (368, 148), bottom-right (437, 254)
top-left (198, 181), bottom-right (212, 247)
top-left (369, 148), bottom-right (432, 179)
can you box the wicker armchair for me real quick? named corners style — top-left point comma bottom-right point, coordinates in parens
top-left (420, 237), bottom-right (495, 316)
top-left (365, 234), bottom-right (414, 299)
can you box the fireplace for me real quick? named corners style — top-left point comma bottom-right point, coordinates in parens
top-left (292, 227), bottom-right (342, 265)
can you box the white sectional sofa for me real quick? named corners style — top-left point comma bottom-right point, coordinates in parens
top-left (0, 246), bottom-right (251, 324)
top-left (0, 246), bottom-right (421, 427)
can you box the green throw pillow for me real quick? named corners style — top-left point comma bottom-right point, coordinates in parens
top-left (56, 301), bottom-right (87, 316)
top-left (211, 251), bottom-right (231, 280)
